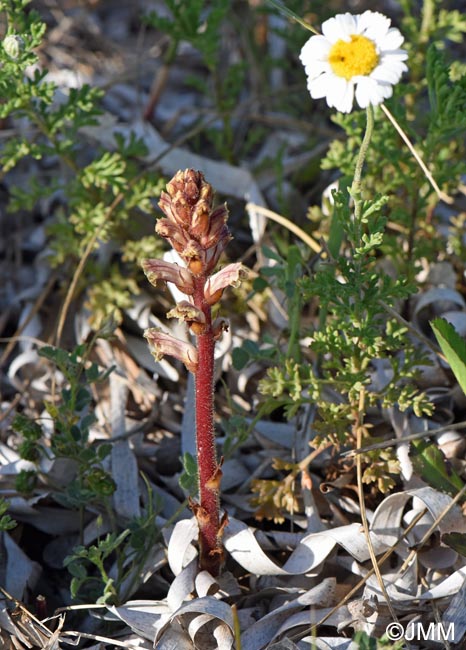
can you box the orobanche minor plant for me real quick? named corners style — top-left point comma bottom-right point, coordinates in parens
top-left (142, 169), bottom-right (247, 576)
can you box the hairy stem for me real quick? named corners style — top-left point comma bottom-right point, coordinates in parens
top-left (193, 276), bottom-right (221, 575)
top-left (352, 104), bottom-right (374, 222)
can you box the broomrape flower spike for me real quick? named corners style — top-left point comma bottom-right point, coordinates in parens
top-left (142, 169), bottom-right (247, 576)
top-left (300, 11), bottom-right (408, 114)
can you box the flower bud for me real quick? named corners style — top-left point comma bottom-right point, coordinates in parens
top-left (3, 34), bottom-right (24, 59)
top-left (156, 169), bottom-right (230, 275)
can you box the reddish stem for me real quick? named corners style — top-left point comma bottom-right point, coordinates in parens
top-left (193, 276), bottom-right (221, 575)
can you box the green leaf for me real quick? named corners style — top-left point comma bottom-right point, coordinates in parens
top-left (352, 631), bottom-right (377, 650)
top-left (12, 413), bottom-right (42, 439)
top-left (261, 245), bottom-right (283, 262)
top-left (80, 152), bottom-right (126, 192)
top-left (0, 514), bottom-right (16, 531)
top-left (75, 386), bottom-right (92, 411)
top-left (180, 452), bottom-right (198, 494)
top-left (0, 499), bottom-right (16, 531)
top-left (97, 578), bottom-right (117, 604)
top-left (442, 532), bottom-right (466, 557)
top-left (179, 472), bottom-right (197, 493)
top-left (65, 561), bottom-right (87, 579)
top-left (431, 317), bottom-right (466, 394)
top-left (252, 276), bottom-right (268, 292)
top-left (97, 443), bottom-right (112, 461)
top-left (38, 345), bottom-right (67, 366)
top-left (327, 178), bottom-right (351, 258)
top-left (182, 452), bottom-right (198, 477)
top-left (85, 363), bottom-right (100, 382)
top-left (232, 346), bottom-right (250, 370)
top-left (411, 438), bottom-right (464, 496)
top-left (69, 577), bottom-right (83, 600)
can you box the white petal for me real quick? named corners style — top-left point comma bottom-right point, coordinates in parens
top-left (326, 76), bottom-right (354, 113)
top-left (378, 27), bottom-right (405, 51)
top-left (304, 60), bottom-right (332, 80)
top-left (380, 49), bottom-right (409, 62)
top-left (300, 35), bottom-right (331, 66)
top-left (373, 58), bottom-right (407, 83)
top-left (357, 11), bottom-right (391, 39)
top-left (372, 80), bottom-right (394, 101)
top-left (322, 14), bottom-right (354, 43)
top-left (308, 73), bottom-right (335, 99)
top-left (380, 83), bottom-right (394, 100)
top-left (355, 77), bottom-right (387, 108)
top-left (333, 13), bottom-right (358, 37)
top-left (373, 67), bottom-right (400, 84)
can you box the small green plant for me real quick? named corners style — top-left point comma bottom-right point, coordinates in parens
top-left (143, 0), bottom-right (245, 162)
top-left (251, 457), bottom-right (301, 524)
top-left (12, 341), bottom-right (162, 603)
top-left (236, 211), bottom-right (431, 503)
top-left (142, 169), bottom-right (247, 575)
top-left (12, 343), bottom-right (116, 510)
top-left (353, 631), bottom-right (404, 650)
top-left (232, 3), bottom-right (466, 524)
top-left (64, 476), bottom-right (159, 604)
top-left (64, 530), bottom-right (131, 605)
top-left (0, 499), bottom-right (16, 531)
top-left (0, 0), bottom-right (164, 334)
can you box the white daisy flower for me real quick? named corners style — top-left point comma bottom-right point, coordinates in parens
top-left (300, 10), bottom-right (408, 113)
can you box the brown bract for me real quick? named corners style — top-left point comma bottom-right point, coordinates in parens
top-left (156, 169), bottom-right (231, 275)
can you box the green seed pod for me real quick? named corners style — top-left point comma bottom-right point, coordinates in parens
top-left (3, 35), bottom-right (25, 59)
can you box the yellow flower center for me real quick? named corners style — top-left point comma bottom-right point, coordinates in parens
top-left (328, 34), bottom-right (379, 80)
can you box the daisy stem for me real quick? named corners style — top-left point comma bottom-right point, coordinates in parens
top-left (351, 105), bottom-right (374, 223)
